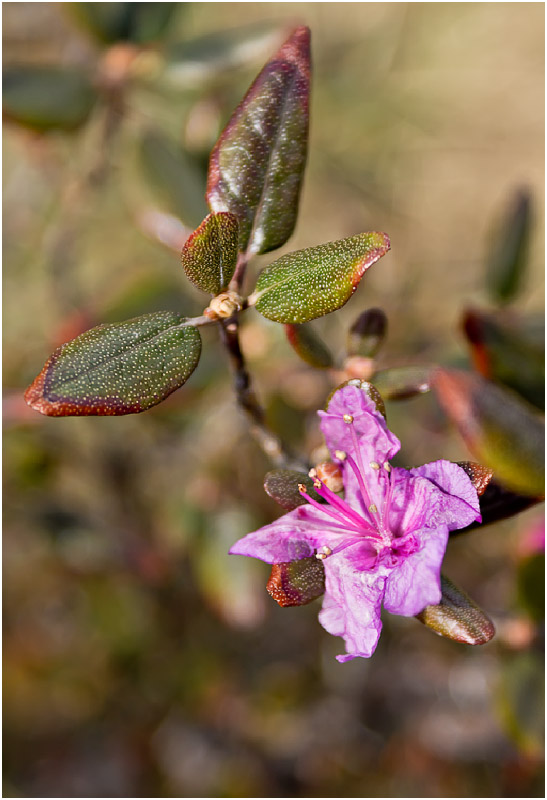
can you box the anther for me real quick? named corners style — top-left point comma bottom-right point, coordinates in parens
top-left (298, 483), bottom-right (306, 493)
top-left (343, 414), bottom-right (354, 424)
top-left (383, 462), bottom-right (391, 472)
top-left (370, 461), bottom-right (380, 470)
top-left (316, 552), bottom-right (327, 560)
top-left (313, 478), bottom-right (322, 489)
top-left (334, 450), bottom-right (347, 461)
top-left (315, 545), bottom-right (332, 560)
top-left (369, 504), bottom-right (378, 513)
top-left (308, 468), bottom-right (317, 478)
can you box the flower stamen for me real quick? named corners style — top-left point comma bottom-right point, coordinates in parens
top-left (297, 484), bottom-right (364, 533)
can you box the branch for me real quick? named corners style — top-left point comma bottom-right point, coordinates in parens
top-left (218, 315), bottom-right (303, 470)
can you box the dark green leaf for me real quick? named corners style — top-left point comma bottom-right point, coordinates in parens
top-left (347, 307), bottom-right (387, 357)
top-left (68, 2), bottom-right (177, 45)
top-left (139, 128), bottom-right (208, 228)
top-left (207, 26), bottom-right (310, 255)
top-left (3, 66), bottom-right (97, 132)
top-left (267, 558), bottom-right (325, 606)
top-left (416, 575), bottom-right (495, 645)
top-left (181, 212), bottom-right (239, 294)
top-left (372, 365), bottom-right (432, 400)
top-left (252, 232), bottom-right (391, 323)
top-left (264, 469), bottom-right (324, 511)
top-left (24, 312), bottom-right (201, 416)
top-left (463, 308), bottom-right (544, 409)
top-left (285, 323), bottom-right (334, 369)
top-left (485, 188), bottom-right (532, 304)
top-left (433, 369), bottom-right (545, 497)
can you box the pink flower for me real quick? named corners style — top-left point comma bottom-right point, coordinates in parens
top-left (230, 384), bottom-right (482, 661)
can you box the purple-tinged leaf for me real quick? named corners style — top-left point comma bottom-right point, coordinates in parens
top-left (372, 365), bottom-right (432, 400)
top-left (181, 212), bottom-right (239, 294)
top-left (206, 26), bottom-right (310, 255)
top-left (267, 558), bottom-right (325, 607)
top-left (285, 323), bottom-right (334, 369)
top-left (463, 308), bottom-right (544, 410)
top-left (416, 575), bottom-right (495, 645)
top-left (264, 469), bottom-right (324, 511)
top-left (25, 312), bottom-right (201, 416)
top-left (3, 66), bottom-right (97, 132)
top-left (251, 232), bottom-right (390, 323)
top-left (433, 369), bottom-right (544, 497)
top-left (485, 188), bottom-right (532, 305)
top-left (347, 307), bottom-right (388, 358)
top-left (455, 461), bottom-right (494, 496)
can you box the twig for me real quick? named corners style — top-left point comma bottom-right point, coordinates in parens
top-left (218, 309), bottom-right (303, 471)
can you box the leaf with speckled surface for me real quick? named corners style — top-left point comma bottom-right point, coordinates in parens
top-left (253, 232), bottom-right (390, 323)
top-left (416, 575), bottom-right (495, 645)
top-left (264, 469), bottom-right (325, 511)
top-left (206, 26), bottom-right (310, 255)
top-left (181, 212), bottom-right (239, 294)
top-left (25, 312), bottom-right (202, 416)
top-left (285, 323), bottom-right (334, 369)
top-left (267, 558), bottom-right (325, 607)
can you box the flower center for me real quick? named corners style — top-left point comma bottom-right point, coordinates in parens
top-left (298, 415), bottom-right (414, 563)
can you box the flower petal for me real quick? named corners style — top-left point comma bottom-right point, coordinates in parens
top-left (318, 553), bottom-right (387, 661)
top-left (383, 524), bottom-right (449, 616)
top-left (229, 504), bottom-right (352, 564)
top-left (319, 384), bottom-right (400, 462)
top-left (410, 460), bottom-right (482, 530)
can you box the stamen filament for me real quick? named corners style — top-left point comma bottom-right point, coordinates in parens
top-left (312, 480), bottom-right (378, 535)
top-left (298, 486), bottom-right (364, 533)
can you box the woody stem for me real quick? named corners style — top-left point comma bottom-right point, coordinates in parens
top-left (219, 255), bottom-right (302, 470)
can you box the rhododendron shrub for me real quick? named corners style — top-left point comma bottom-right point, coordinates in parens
top-left (23, 25), bottom-right (543, 661)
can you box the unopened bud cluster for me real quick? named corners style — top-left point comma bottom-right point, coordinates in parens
top-left (204, 291), bottom-right (243, 321)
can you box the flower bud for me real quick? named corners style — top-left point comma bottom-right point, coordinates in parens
top-left (314, 461), bottom-right (344, 493)
top-left (342, 355), bottom-right (375, 381)
top-left (204, 291), bottom-right (243, 320)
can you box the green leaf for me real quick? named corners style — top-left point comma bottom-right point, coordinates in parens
top-left (138, 128), bottom-right (209, 228)
top-left (347, 307), bottom-right (387, 358)
top-left (372, 365), bottom-right (432, 401)
top-left (416, 575), bottom-right (495, 645)
top-left (267, 558), bottom-right (325, 607)
top-left (207, 26), bottom-right (310, 255)
top-left (68, 2), bottom-right (177, 45)
top-left (433, 369), bottom-right (545, 497)
top-left (264, 469), bottom-right (324, 511)
top-left (485, 188), bottom-right (532, 304)
top-left (181, 212), bottom-right (239, 294)
top-left (3, 66), bottom-right (97, 132)
top-left (284, 323), bottom-right (334, 369)
top-left (251, 232), bottom-right (391, 323)
top-left (463, 308), bottom-right (544, 410)
top-left (24, 312), bottom-right (201, 416)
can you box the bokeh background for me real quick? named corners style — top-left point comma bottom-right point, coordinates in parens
top-left (3, 3), bottom-right (544, 797)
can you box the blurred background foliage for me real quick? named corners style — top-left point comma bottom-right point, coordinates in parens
top-left (3, 3), bottom-right (544, 797)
